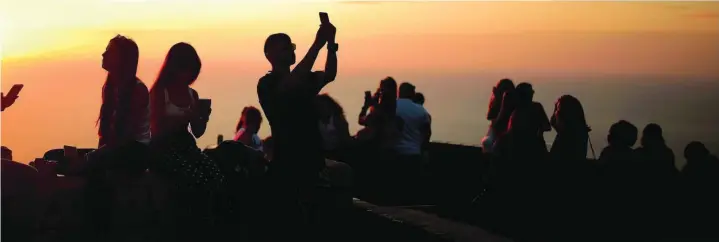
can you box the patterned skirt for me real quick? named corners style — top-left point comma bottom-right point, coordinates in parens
top-left (150, 132), bottom-right (225, 236)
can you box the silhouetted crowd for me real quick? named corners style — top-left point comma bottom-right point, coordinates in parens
top-left (471, 79), bottom-right (719, 241)
top-left (1, 18), bottom-right (718, 242)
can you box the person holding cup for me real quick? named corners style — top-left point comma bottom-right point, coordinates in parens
top-left (149, 42), bottom-right (223, 239)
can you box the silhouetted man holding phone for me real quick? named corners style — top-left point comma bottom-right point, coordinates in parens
top-left (255, 13), bottom-right (338, 235)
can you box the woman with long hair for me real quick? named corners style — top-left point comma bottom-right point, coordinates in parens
top-left (316, 93), bottom-right (351, 159)
top-left (234, 106), bottom-right (264, 151)
top-left (357, 77), bottom-right (399, 151)
top-left (149, 42), bottom-right (222, 238)
top-left (97, 35), bottom-right (150, 148)
top-left (481, 79), bottom-right (515, 153)
top-left (549, 95), bottom-right (591, 162)
top-left (85, 35), bottom-right (151, 240)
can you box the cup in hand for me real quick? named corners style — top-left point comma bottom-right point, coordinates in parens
top-left (198, 99), bottom-right (212, 117)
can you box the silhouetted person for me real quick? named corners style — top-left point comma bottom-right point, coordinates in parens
top-left (392, 82), bottom-right (431, 201)
top-left (599, 120), bottom-right (638, 169)
top-left (412, 92), bottom-right (425, 106)
top-left (316, 94), bottom-right (351, 160)
top-left (549, 95), bottom-right (590, 162)
top-left (482, 78), bottom-right (515, 152)
top-left (149, 42), bottom-right (222, 240)
top-left (395, 83), bottom-right (431, 159)
top-left (681, 141), bottom-right (719, 186)
top-left (636, 123), bottom-right (678, 181)
top-left (357, 77), bottom-right (400, 153)
top-left (256, 21), bottom-right (337, 237)
top-left (514, 83), bottom-right (551, 150)
top-left (234, 106), bottom-right (264, 151)
top-left (680, 141), bottom-right (719, 238)
top-left (1, 147), bottom-right (42, 242)
top-left (96, 35), bottom-right (151, 149)
top-left (597, 120), bottom-right (640, 236)
top-left (82, 35), bottom-right (151, 240)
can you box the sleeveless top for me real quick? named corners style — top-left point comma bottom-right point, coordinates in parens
top-left (164, 88), bottom-right (194, 118)
top-left (109, 79), bottom-right (151, 145)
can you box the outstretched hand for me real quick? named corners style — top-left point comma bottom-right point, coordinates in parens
top-left (1, 92), bottom-right (19, 111)
top-left (315, 23), bottom-right (337, 45)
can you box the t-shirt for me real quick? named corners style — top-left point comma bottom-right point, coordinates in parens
top-left (394, 98), bottom-right (431, 155)
top-left (257, 72), bottom-right (325, 183)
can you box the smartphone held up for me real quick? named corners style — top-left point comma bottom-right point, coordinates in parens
top-left (319, 12), bottom-right (330, 25)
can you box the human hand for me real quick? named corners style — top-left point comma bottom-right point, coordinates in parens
top-left (321, 23), bottom-right (336, 43)
top-left (314, 26), bottom-right (329, 47)
top-left (1, 92), bottom-right (19, 111)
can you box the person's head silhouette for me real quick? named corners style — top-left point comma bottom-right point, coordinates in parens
top-left (264, 33), bottom-right (296, 68)
top-left (555, 95), bottom-right (587, 130)
top-left (398, 82), bottom-right (416, 99)
top-left (641, 123), bottom-right (665, 148)
top-left (379, 77), bottom-right (398, 103)
top-left (316, 94), bottom-right (344, 119)
top-left (515, 82), bottom-right (534, 106)
top-left (98, 35), bottom-right (140, 142)
top-left (608, 120), bottom-right (638, 148)
top-left (102, 35), bottom-right (139, 75)
top-left (237, 106), bottom-right (263, 134)
top-left (1, 146), bottom-right (12, 160)
top-left (413, 92), bottom-right (425, 106)
top-left (488, 78), bottom-right (515, 120)
top-left (684, 141), bottom-right (709, 162)
top-left (155, 42), bottom-right (202, 88)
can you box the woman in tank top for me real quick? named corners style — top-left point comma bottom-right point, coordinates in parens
top-left (83, 35), bottom-right (152, 240)
top-left (481, 78), bottom-right (515, 153)
top-left (96, 35), bottom-right (151, 148)
top-left (149, 42), bottom-right (223, 239)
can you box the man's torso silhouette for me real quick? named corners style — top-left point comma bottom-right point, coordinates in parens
top-left (257, 72), bottom-right (324, 185)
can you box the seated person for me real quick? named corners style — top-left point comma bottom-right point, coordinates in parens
top-left (234, 106), bottom-right (264, 151)
top-left (2, 147), bottom-right (42, 242)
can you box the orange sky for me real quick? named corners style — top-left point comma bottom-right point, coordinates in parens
top-left (2, 1), bottom-right (719, 163)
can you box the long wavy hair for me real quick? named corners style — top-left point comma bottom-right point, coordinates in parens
top-left (487, 78), bottom-right (515, 120)
top-left (376, 77), bottom-right (398, 117)
top-left (554, 95), bottom-right (588, 133)
top-left (317, 93), bottom-right (346, 120)
top-left (97, 35), bottom-right (139, 142)
top-left (150, 42), bottom-right (201, 94)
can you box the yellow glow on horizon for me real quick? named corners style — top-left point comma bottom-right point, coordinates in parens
top-left (1, 1), bottom-right (718, 60)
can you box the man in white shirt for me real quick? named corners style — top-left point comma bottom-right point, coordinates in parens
top-left (395, 83), bottom-right (432, 158)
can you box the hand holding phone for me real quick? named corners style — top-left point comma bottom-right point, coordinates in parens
top-left (320, 12), bottom-right (330, 25)
top-left (318, 12), bottom-right (336, 43)
top-left (363, 91), bottom-right (374, 107)
top-left (1, 84), bottom-right (23, 111)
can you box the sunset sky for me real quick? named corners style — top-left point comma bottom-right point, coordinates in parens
top-left (1, 0), bottom-right (719, 163)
